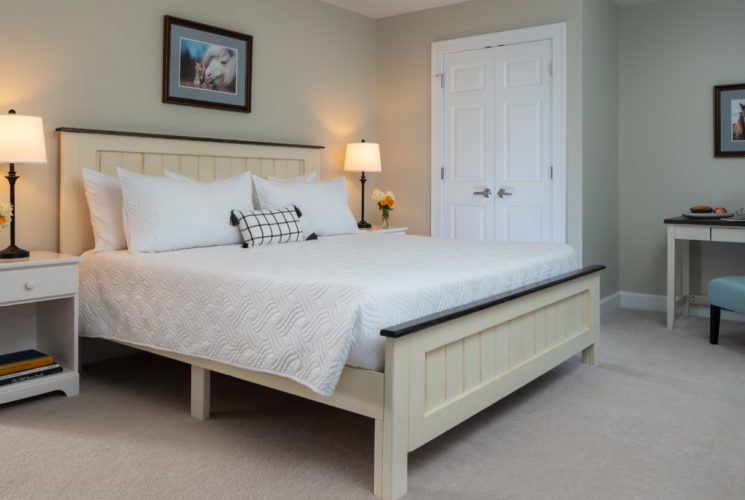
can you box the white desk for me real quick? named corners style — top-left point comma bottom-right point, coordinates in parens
top-left (665, 217), bottom-right (745, 329)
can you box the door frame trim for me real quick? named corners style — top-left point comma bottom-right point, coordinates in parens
top-left (431, 23), bottom-right (573, 255)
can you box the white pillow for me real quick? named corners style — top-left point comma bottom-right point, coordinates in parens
top-left (164, 170), bottom-right (258, 208)
top-left (253, 176), bottom-right (358, 237)
top-left (267, 172), bottom-right (316, 182)
top-left (163, 170), bottom-right (254, 186)
top-left (165, 171), bottom-right (314, 210)
top-left (118, 169), bottom-right (253, 252)
top-left (81, 169), bottom-right (127, 252)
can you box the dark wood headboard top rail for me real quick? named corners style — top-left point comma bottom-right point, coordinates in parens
top-left (56, 127), bottom-right (325, 150)
top-left (380, 265), bottom-right (606, 338)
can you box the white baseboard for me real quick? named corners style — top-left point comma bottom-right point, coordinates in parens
top-left (619, 292), bottom-right (666, 312)
top-left (619, 291), bottom-right (745, 322)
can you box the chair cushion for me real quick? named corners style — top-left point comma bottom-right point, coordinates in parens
top-left (708, 276), bottom-right (745, 314)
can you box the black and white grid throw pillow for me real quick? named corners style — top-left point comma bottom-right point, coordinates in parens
top-left (231, 206), bottom-right (304, 248)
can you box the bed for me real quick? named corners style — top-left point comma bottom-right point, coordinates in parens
top-left (59, 128), bottom-right (603, 500)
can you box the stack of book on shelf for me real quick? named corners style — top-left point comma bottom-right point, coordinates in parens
top-left (0, 350), bottom-right (63, 387)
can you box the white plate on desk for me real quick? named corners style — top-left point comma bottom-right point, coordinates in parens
top-left (681, 212), bottom-right (733, 219)
top-left (721, 216), bottom-right (745, 222)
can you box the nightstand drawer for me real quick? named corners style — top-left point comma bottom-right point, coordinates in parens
top-left (0, 265), bottom-right (78, 304)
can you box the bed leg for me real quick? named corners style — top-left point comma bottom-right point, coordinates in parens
top-left (375, 411), bottom-right (408, 500)
top-left (581, 343), bottom-right (597, 366)
top-left (373, 419), bottom-right (384, 497)
top-left (375, 338), bottom-right (410, 500)
top-left (191, 365), bottom-right (211, 420)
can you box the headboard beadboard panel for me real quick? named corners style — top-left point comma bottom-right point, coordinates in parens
top-left (60, 131), bottom-right (322, 256)
top-left (96, 151), bottom-right (306, 180)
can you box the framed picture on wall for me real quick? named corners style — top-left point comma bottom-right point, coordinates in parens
top-left (715, 83), bottom-right (745, 157)
top-left (163, 16), bottom-right (252, 113)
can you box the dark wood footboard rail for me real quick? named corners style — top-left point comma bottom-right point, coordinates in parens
top-left (381, 265), bottom-right (606, 338)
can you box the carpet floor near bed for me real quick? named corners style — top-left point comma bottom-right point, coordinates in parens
top-left (2, 309), bottom-right (745, 500)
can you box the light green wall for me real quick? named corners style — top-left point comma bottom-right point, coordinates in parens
top-left (620, 0), bottom-right (745, 296)
top-left (583, 0), bottom-right (620, 297)
top-left (0, 0), bottom-right (376, 253)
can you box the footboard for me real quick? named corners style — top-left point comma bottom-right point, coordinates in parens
top-left (375, 266), bottom-right (603, 499)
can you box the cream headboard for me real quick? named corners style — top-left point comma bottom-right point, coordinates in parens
top-left (59, 128), bottom-right (323, 256)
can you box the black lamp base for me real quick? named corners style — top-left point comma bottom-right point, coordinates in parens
top-left (356, 170), bottom-right (373, 230)
top-left (0, 245), bottom-right (30, 259)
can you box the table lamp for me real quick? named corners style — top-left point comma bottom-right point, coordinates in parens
top-left (0, 110), bottom-right (47, 259)
top-left (344, 140), bottom-right (381, 229)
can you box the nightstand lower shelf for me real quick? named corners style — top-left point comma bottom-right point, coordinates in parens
top-left (0, 252), bottom-right (81, 406)
top-left (0, 369), bottom-right (79, 405)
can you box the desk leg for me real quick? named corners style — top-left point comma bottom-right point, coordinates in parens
top-left (667, 226), bottom-right (676, 330)
top-left (681, 239), bottom-right (690, 317)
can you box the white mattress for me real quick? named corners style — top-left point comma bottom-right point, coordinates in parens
top-left (79, 235), bottom-right (577, 396)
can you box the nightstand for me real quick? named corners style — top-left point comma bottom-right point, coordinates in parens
top-left (0, 252), bottom-right (80, 404)
top-left (360, 226), bottom-right (408, 235)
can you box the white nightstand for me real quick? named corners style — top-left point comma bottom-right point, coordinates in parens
top-left (0, 251), bottom-right (80, 405)
top-left (360, 226), bottom-right (408, 235)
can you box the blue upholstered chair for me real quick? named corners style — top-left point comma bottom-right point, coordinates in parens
top-left (708, 276), bottom-right (745, 344)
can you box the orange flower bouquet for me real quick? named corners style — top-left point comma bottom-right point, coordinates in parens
top-left (372, 188), bottom-right (396, 228)
top-left (0, 201), bottom-right (11, 231)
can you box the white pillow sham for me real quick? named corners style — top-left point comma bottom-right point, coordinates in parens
top-left (81, 168), bottom-right (127, 252)
top-left (164, 170), bottom-right (259, 208)
top-left (163, 170), bottom-right (254, 186)
top-left (165, 170), bottom-right (314, 184)
top-left (253, 176), bottom-right (358, 237)
top-left (118, 169), bottom-right (253, 252)
top-left (165, 171), bottom-right (315, 209)
top-left (267, 172), bottom-right (316, 182)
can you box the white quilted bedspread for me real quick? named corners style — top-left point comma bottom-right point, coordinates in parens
top-left (79, 235), bottom-right (577, 396)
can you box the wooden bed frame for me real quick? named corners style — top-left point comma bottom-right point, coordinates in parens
top-left (59, 128), bottom-right (603, 500)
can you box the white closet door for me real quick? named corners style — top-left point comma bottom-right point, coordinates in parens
top-left (494, 39), bottom-right (553, 243)
top-left (442, 47), bottom-right (496, 241)
top-left (441, 39), bottom-right (554, 243)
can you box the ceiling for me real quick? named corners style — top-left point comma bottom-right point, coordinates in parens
top-left (322, 0), bottom-right (662, 19)
top-left (610, 0), bottom-right (662, 7)
top-left (322, 0), bottom-right (471, 19)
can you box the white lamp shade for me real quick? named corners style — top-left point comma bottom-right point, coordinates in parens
top-left (0, 113), bottom-right (47, 165)
top-left (344, 142), bottom-right (381, 173)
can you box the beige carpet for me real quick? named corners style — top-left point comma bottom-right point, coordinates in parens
top-left (2, 309), bottom-right (745, 500)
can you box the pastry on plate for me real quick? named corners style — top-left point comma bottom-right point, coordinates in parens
top-left (689, 205), bottom-right (713, 213)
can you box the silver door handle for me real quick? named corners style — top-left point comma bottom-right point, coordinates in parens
top-left (473, 188), bottom-right (492, 198)
top-left (497, 188), bottom-right (513, 198)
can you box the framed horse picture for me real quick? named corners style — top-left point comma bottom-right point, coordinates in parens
top-left (715, 83), bottom-right (745, 157)
top-left (163, 16), bottom-right (253, 113)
